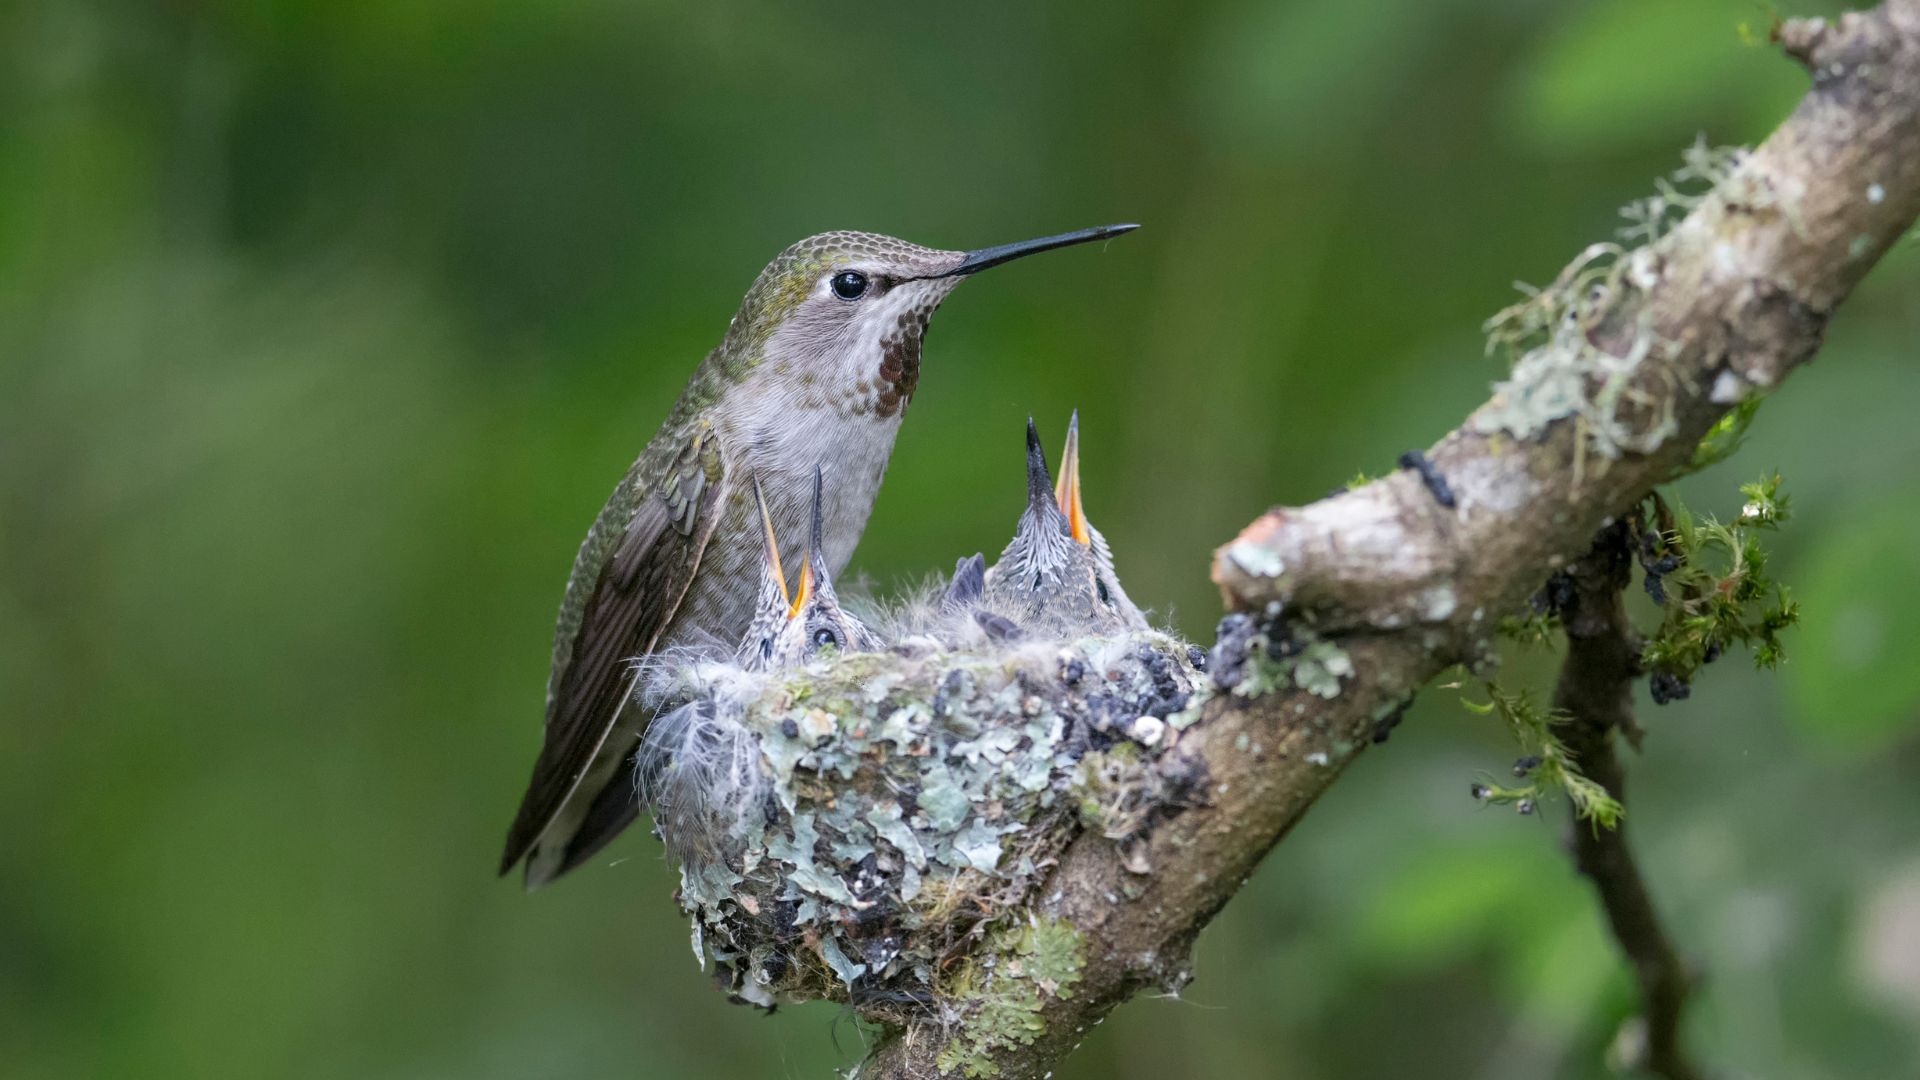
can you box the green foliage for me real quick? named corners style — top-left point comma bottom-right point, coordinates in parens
top-left (1788, 501), bottom-right (1920, 752)
top-left (1508, 0), bottom-right (1804, 153)
top-left (1638, 476), bottom-right (1799, 687)
top-left (1688, 397), bottom-right (1764, 474)
top-left (1496, 610), bottom-right (1560, 648)
top-left (1463, 683), bottom-right (1623, 830)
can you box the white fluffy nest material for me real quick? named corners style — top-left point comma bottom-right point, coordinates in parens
top-left (632, 602), bottom-right (1210, 1019)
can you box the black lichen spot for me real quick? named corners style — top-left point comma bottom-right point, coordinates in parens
top-left (1397, 449), bottom-right (1458, 509)
top-left (932, 667), bottom-right (976, 719)
top-left (781, 717), bottom-right (800, 739)
top-left (1512, 755), bottom-right (1541, 776)
top-left (1633, 517), bottom-right (1683, 606)
top-left (1060, 657), bottom-right (1086, 686)
top-left (1134, 643), bottom-right (1191, 718)
top-left (1371, 699), bottom-right (1412, 744)
top-left (1156, 751), bottom-right (1212, 810)
top-left (1209, 613), bottom-right (1257, 691)
top-left (1532, 570), bottom-right (1578, 617)
top-left (1649, 670), bottom-right (1691, 705)
top-left (771, 898), bottom-right (800, 940)
top-left (1263, 631), bottom-right (1302, 661)
top-left (1084, 691), bottom-right (1127, 734)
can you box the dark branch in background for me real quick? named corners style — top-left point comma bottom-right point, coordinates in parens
top-left (858, 4), bottom-right (1920, 1076)
top-left (1553, 524), bottom-right (1702, 1080)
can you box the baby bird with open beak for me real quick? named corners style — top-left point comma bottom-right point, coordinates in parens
top-left (1053, 410), bottom-right (1144, 632)
top-left (981, 418), bottom-right (1144, 637)
top-left (741, 468), bottom-right (881, 671)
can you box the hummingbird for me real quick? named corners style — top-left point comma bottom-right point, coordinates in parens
top-left (981, 418), bottom-right (1143, 636)
top-left (501, 224), bottom-right (1138, 886)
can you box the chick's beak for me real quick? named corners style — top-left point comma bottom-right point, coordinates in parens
top-left (787, 559), bottom-right (814, 620)
top-left (754, 476), bottom-right (793, 607)
top-left (1057, 411), bottom-right (1090, 545)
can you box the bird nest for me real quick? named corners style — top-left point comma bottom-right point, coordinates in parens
top-left (640, 621), bottom-right (1206, 1020)
top-left (631, 417), bottom-right (1212, 1022)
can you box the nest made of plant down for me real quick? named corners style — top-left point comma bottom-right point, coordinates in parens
top-left (634, 600), bottom-right (1213, 1023)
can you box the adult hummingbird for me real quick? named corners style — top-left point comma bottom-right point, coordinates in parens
top-left (501, 224), bottom-right (1138, 886)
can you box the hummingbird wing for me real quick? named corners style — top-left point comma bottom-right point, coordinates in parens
top-left (499, 424), bottom-right (729, 884)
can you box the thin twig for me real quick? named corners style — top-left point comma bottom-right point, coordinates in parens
top-left (1553, 523), bottom-right (1703, 1080)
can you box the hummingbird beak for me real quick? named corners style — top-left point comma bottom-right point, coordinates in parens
top-left (752, 475), bottom-right (791, 608)
top-left (1056, 410), bottom-right (1090, 545)
top-left (940, 223), bottom-right (1139, 277)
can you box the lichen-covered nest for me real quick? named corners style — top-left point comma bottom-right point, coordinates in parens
top-left (636, 621), bottom-right (1210, 1022)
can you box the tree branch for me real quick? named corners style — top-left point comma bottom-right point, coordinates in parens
top-left (859, 4), bottom-right (1920, 1075)
top-left (1553, 523), bottom-right (1702, 1080)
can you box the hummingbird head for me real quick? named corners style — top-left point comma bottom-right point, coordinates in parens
top-left (726, 225), bottom-right (1137, 421)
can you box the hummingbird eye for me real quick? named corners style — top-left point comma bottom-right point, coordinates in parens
top-left (829, 271), bottom-right (870, 301)
top-left (812, 626), bottom-right (842, 649)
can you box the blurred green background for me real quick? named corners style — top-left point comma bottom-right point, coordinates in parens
top-left (7, 1), bottom-right (1920, 1077)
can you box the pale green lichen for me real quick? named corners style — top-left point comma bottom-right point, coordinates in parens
top-left (935, 919), bottom-right (1087, 1078)
top-left (1291, 641), bottom-right (1355, 699)
top-left (1226, 539), bottom-right (1286, 579)
top-left (1227, 632), bottom-right (1354, 702)
top-left (649, 630), bottom-right (1204, 1023)
top-left (1475, 141), bottom-right (1757, 463)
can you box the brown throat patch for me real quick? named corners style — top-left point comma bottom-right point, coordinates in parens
top-left (873, 316), bottom-right (924, 419)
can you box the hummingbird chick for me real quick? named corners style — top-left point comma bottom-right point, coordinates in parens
top-left (638, 468), bottom-right (877, 878)
top-left (1054, 410), bottom-right (1145, 631)
top-left (981, 417), bottom-right (1144, 636)
top-left (750, 467), bottom-right (882, 670)
top-left (500, 224), bottom-right (1138, 886)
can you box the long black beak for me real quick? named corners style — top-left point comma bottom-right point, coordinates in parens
top-left (942, 223), bottom-right (1139, 277)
